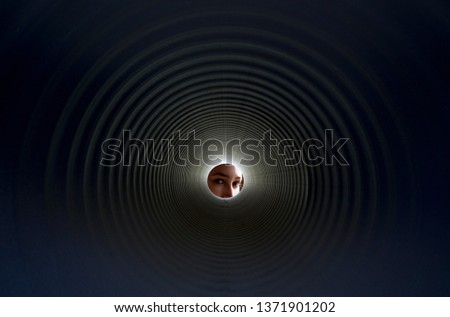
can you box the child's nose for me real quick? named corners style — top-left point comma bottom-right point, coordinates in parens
top-left (222, 184), bottom-right (234, 198)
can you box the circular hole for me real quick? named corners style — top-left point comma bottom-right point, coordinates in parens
top-left (207, 164), bottom-right (244, 198)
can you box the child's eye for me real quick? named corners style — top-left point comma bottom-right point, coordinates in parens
top-left (232, 181), bottom-right (240, 188)
top-left (214, 179), bottom-right (224, 184)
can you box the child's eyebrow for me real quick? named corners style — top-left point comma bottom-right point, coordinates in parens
top-left (210, 172), bottom-right (231, 178)
top-left (210, 173), bottom-right (242, 180)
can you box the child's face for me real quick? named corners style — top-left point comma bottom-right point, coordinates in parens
top-left (207, 164), bottom-right (243, 198)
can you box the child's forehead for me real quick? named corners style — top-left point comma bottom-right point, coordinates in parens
top-left (209, 164), bottom-right (242, 178)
